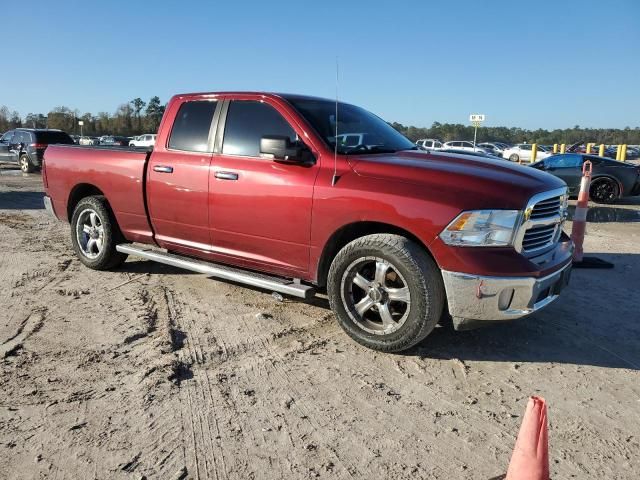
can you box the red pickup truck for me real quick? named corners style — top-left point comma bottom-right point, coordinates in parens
top-left (42, 92), bottom-right (573, 352)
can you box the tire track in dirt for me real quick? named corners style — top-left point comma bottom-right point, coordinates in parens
top-left (114, 281), bottom-right (190, 478)
top-left (165, 287), bottom-right (229, 480)
top-left (0, 309), bottom-right (46, 359)
top-left (161, 281), bottom-right (356, 479)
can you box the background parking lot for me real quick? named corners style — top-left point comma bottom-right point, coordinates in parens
top-left (0, 164), bottom-right (638, 479)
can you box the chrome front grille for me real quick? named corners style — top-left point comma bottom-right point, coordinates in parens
top-left (530, 196), bottom-right (561, 219)
top-left (522, 224), bottom-right (557, 251)
top-left (515, 188), bottom-right (568, 256)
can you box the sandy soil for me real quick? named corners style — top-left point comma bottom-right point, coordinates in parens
top-left (0, 164), bottom-right (638, 479)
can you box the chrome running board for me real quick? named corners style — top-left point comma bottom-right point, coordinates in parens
top-left (116, 244), bottom-right (316, 299)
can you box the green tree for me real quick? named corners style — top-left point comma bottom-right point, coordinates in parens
top-left (144, 96), bottom-right (165, 133)
top-left (130, 97), bottom-right (146, 133)
top-left (25, 113), bottom-right (47, 129)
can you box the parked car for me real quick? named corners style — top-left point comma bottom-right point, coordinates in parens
top-left (477, 142), bottom-right (509, 157)
top-left (441, 141), bottom-right (491, 154)
top-left (43, 91), bottom-right (572, 352)
top-left (79, 136), bottom-right (95, 146)
top-left (530, 153), bottom-right (640, 203)
top-left (0, 128), bottom-right (74, 172)
top-left (335, 133), bottom-right (387, 149)
top-left (99, 136), bottom-right (130, 146)
top-left (129, 134), bottom-right (157, 148)
top-left (416, 139), bottom-right (443, 150)
top-left (434, 149), bottom-right (500, 159)
top-left (502, 144), bottom-right (553, 162)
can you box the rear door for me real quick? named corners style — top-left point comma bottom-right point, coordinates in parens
top-left (147, 99), bottom-right (220, 253)
top-left (208, 98), bottom-right (319, 275)
top-left (9, 131), bottom-right (28, 162)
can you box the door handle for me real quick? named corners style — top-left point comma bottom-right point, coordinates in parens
top-left (214, 171), bottom-right (239, 181)
top-left (153, 165), bottom-right (173, 173)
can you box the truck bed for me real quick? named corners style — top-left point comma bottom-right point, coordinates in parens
top-left (43, 144), bottom-right (155, 244)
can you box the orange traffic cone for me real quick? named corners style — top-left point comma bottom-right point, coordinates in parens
top-left (505, 396), bottom-right (550, 480)
top-left (570, 160), bottom-right (592, 262)
top-left (570, 160), bottom-right (614, 269)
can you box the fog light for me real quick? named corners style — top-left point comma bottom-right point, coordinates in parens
top-left (498, 288), bottom-right (515, 311)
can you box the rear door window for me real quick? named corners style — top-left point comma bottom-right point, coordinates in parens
top-left (222, 101), bottom-right (296, 157)
top-left (168, 101), bottom-right (217, 152)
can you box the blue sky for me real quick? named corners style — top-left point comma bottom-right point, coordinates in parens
top-left (3, 0), bottom-right (639, 129)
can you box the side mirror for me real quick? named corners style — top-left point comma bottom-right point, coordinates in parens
top-left (260, 136), bottom-right (309, 164)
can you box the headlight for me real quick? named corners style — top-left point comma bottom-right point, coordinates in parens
top-left (439, 210), bottom-right (520, 247)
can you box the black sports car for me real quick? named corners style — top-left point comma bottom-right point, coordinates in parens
top-left (530, 153), bottom-right (640, 203)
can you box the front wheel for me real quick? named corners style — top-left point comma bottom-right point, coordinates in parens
top-left (70, 196), bottom-right (128, 270)
top-left (590, 178), bottom-right (619, 204)
top-left (327, 234), bottom-right (445, 352)
top-left (509, 154), bottom-right (519, 162)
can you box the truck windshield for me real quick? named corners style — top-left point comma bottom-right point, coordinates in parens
top-left (285, 97), bottom-right (416, 155)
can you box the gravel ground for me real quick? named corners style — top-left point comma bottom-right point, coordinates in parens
top-left (0, 164), bottom-right (638, 480)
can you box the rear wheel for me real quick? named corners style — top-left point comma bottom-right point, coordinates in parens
top-left (509, 153), bottom-right (519, 162)
top-left (19, 154), bottom-right (35, 173)
top-left (590, 178), bottom-right (619, 204)
top-left (327, 234), bottom-right (445, 352)
top-left (70, 196), bottom-right (127, 270)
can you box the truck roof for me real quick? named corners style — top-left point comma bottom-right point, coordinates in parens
top-left (173, 91), bottom-right (335, 104)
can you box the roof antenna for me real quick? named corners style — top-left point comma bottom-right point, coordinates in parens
top-left (331, 58), bottom-right (340, 186)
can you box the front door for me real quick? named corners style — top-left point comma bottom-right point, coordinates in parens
top-left (208, 99), bottom-right (318, 276)
top-left (0, 131), bottom-right (14, 161)
top-left (546, 154), bottom-right (583, 195)
top-left (146, 99), bottom-right (220, 254)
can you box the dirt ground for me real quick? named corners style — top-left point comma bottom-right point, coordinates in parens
top-left (0, 164), bottom-right (638, 480)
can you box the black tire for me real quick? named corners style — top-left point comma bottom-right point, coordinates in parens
top-left (590, 177), bottom-right (619, 204)
top-left (509, 154), bottom-right (519, 162)
top-left (327, 234), bottom-right (445, 352)
top-left (19, 154), bottom-right (36, 173)
top-left (70, 196), bottom-right (127, 270)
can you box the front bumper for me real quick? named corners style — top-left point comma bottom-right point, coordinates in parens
top-left (441, 261), bottom-right (571, 330)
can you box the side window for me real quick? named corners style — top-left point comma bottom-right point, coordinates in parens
top-left (521, 145), bottom-right (531, 151)
top-left (168, 101), bottom-right (217, 152)
top-left (548, 154), bottom-right (582, 168)
top-left (16, 131), bottom-right (29, 144)
top-left (1, 131), bottom-right (14, 143)
top-left (222, 101), bottom-right (296, 157)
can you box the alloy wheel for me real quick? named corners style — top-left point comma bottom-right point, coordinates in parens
top-left (76, 209), bottom-right (105, 259)
top-left (340, 256), bottom-right (411, 335)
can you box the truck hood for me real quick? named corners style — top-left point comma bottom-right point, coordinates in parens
top-left (347, 150), bottom-right (567, 209)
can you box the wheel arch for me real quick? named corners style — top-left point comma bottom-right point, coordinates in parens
top-left (67, 183), bottom-right (105, 221)
top-left (315, 221), bottom-right (435, 287)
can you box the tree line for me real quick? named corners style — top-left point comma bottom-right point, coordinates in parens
top-left (0, 97), bottom-right (166, 137)
top-left (1, 98), bottom-right (639, 144)
top-left (390, 122), bottom-right (640, 146)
